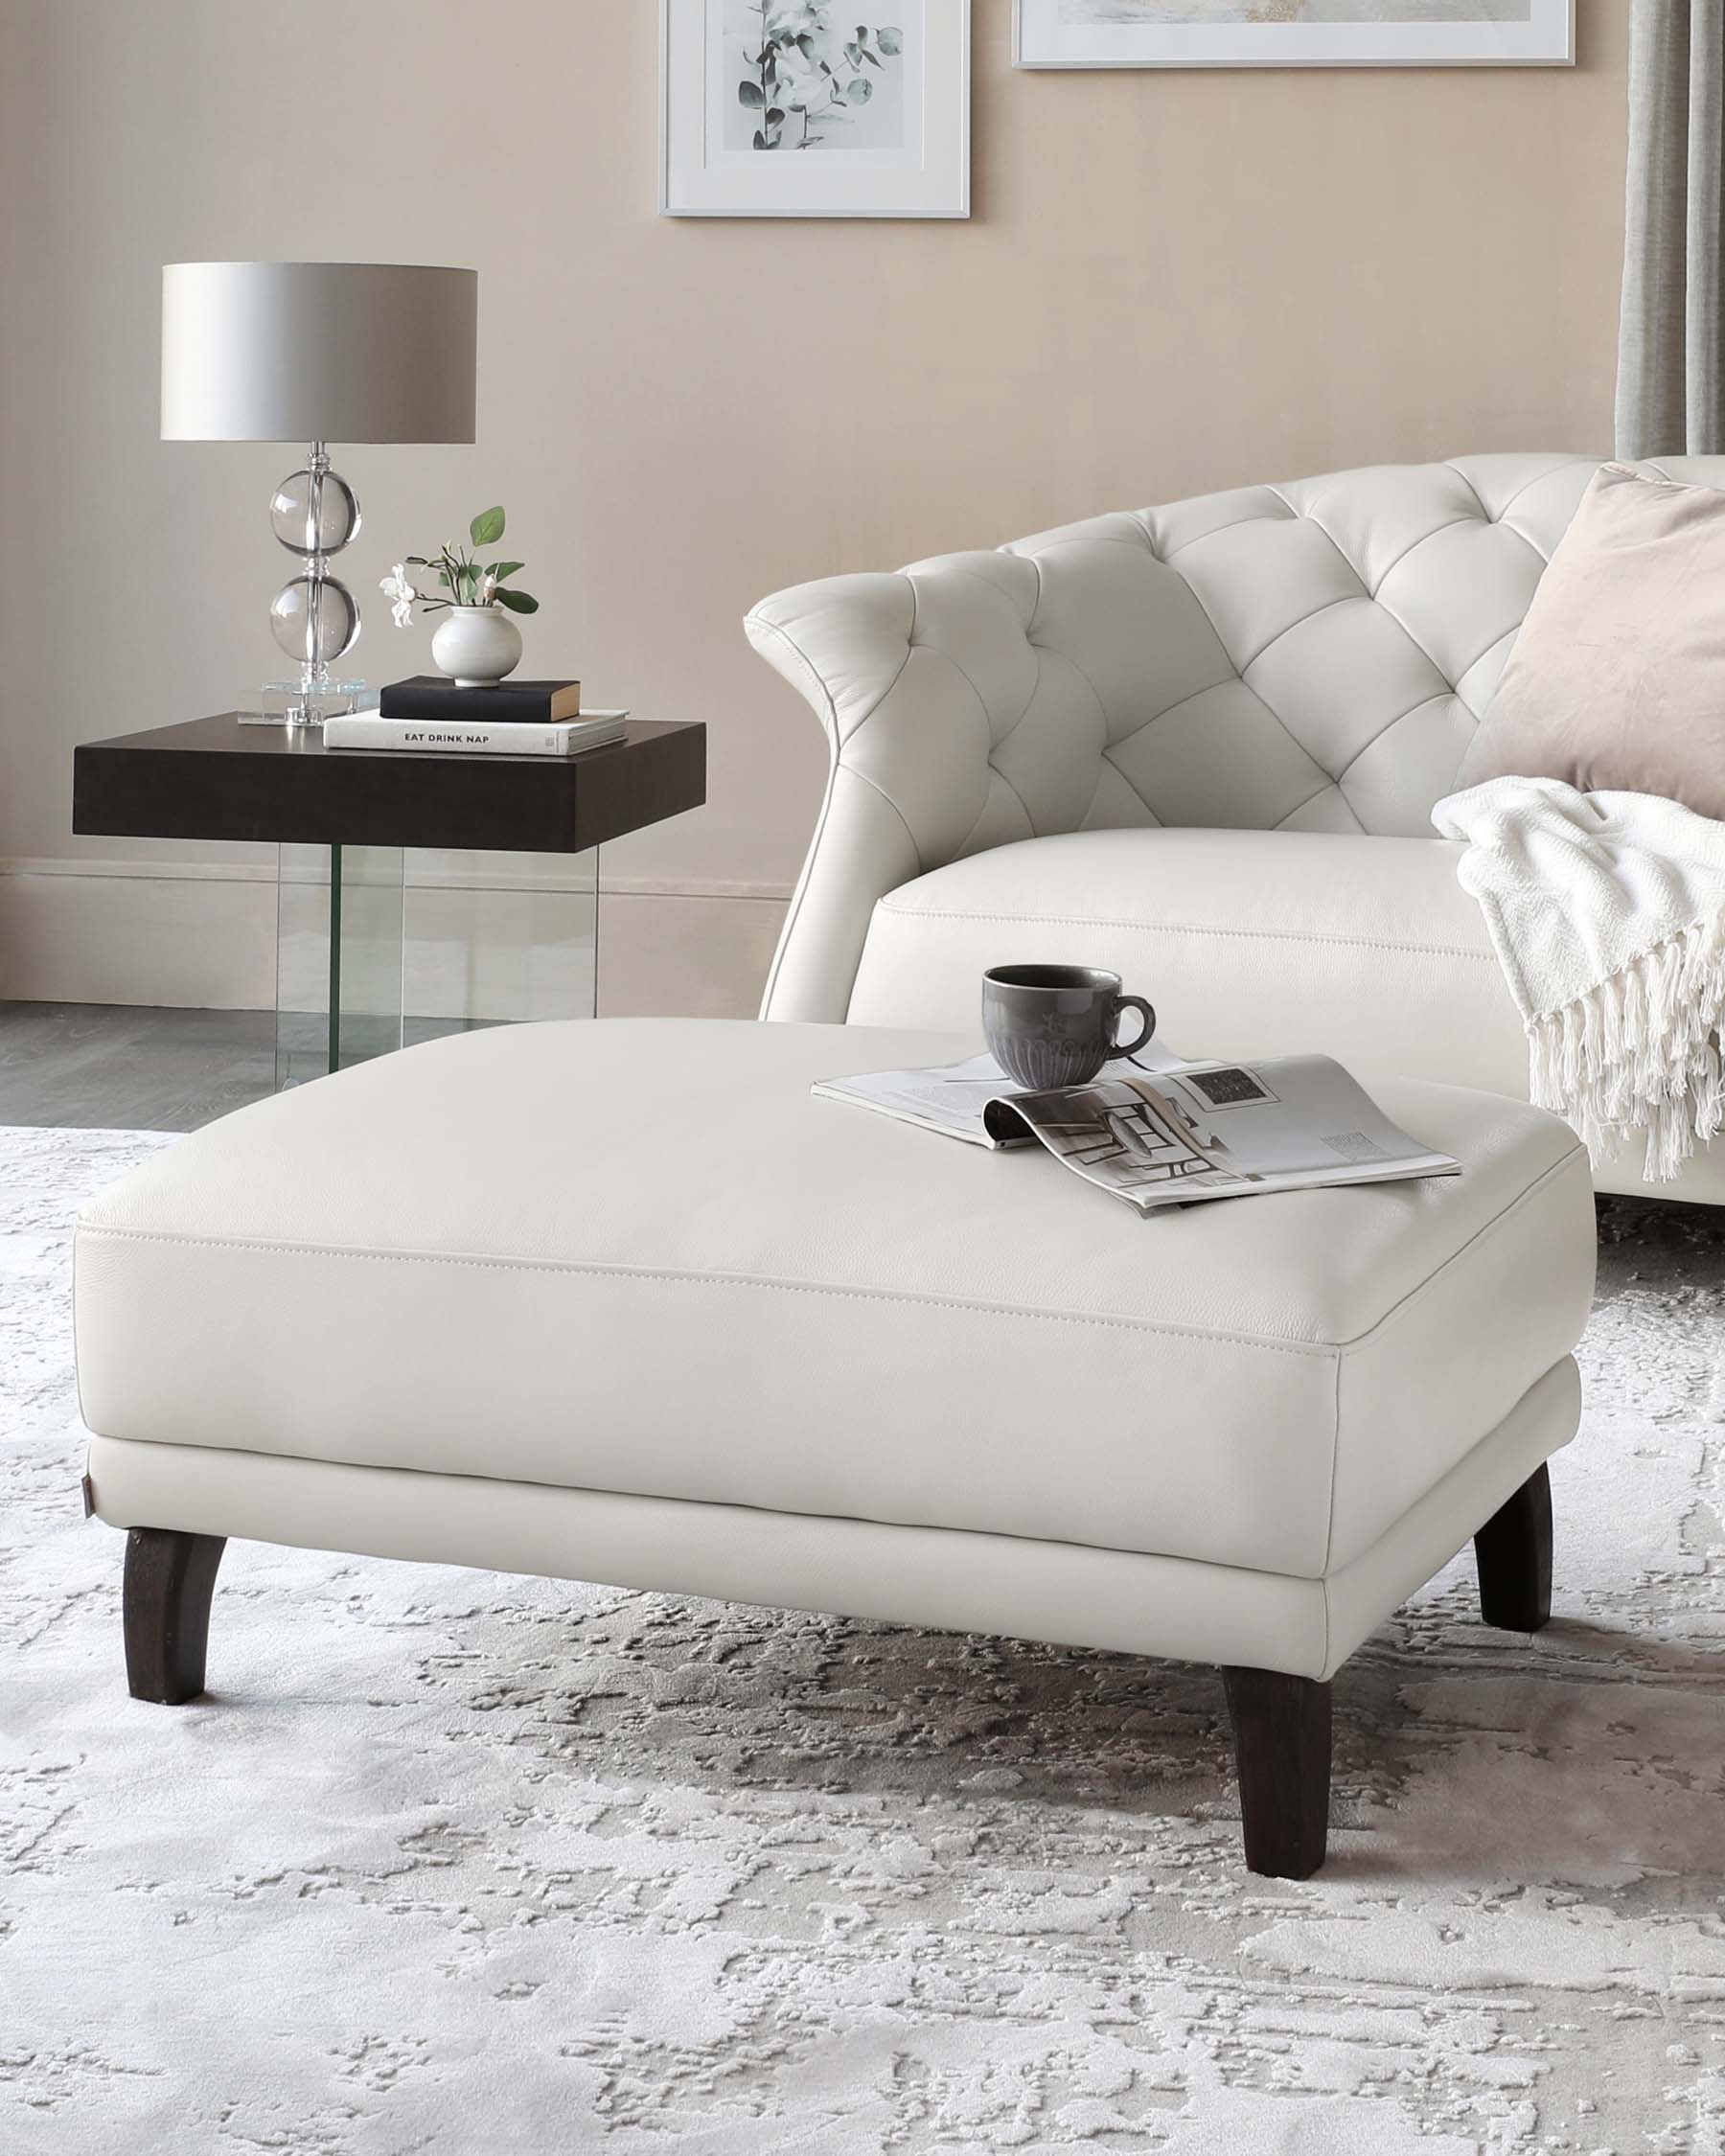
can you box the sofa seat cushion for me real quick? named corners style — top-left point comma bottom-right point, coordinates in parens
top-left (848, 826), bottom-right (1528, 1088)
top-left (75, 1018), bottom-right (1592, 1585)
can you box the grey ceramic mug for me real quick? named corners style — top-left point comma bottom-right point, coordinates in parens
top-left (981, 964), bottom-right (1157, 1090)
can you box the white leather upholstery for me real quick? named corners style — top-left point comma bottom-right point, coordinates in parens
top-left (850, 827), bottom-right (1521, 1086)
top-left (78, 1019), bottom-right (1593, 1679)
top-left (85, 1358), bottom-right (1577, 1683)
top-left (748, 454), bottom-right (1725, 1203)
top-left (843, 827), bottom-right (1725, 1206)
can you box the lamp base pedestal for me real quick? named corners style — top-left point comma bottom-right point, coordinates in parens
top-left (241, 678), bottom-right (371, 729)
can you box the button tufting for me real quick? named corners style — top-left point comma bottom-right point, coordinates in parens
top-left (745, 456), bottom-right (1714, 1017)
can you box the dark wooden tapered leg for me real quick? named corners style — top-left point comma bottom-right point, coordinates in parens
top-left (1221, 1665), bottom-right (1332, 1880)
top-left (1473, 1463), bottom-right (1552, 1634)
top-left (124, 1527), bottom-right (226, 1704)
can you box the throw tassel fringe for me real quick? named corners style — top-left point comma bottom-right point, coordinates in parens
top-left (1528, 913), bottom-right (1725, 1183)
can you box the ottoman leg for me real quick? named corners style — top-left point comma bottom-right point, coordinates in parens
top-left (1221, 1666), bottom-right (1332, 1880)
top-left (124, 1526), bottom-right (226, 1704)
top-left (1473, 1462), bottom-right (1552, 1633)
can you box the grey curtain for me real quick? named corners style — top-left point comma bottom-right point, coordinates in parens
top-left (1617, 0), bottom-right (1725, 459)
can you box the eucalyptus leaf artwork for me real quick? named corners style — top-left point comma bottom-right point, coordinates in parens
top-left (379, 508), bottom-right (540, 629)
top-left (663, 0), bottom-right (965, 219)
top-left (737, 3), bottom-right (906, 151)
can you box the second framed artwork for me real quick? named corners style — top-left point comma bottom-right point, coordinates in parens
top-left (1014, 0), bottom-right (1575, 70)
top-left (661, 1), bottom-right (970, 218)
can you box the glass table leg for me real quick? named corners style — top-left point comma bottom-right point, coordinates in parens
top-left (275, 842), bottom-right (406, 1087)
top-left (401, 846), bottom-right (600, 1044)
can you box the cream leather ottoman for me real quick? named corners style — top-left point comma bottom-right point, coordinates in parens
top-left (76, 1019), bottom-right (1596, 1878)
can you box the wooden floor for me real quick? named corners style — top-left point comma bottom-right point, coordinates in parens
top-left (0, 1001), bottom-right (275, 1132)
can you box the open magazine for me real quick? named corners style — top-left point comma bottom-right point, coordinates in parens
top-left (813, 1044), bottom-right (1459, 1215)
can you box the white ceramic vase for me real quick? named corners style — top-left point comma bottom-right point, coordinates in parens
top-left (430, 605), bottom-right (523, 687)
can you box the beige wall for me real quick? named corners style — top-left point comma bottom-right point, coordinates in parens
top-left (0, 0), bottom-right (1629, 1014)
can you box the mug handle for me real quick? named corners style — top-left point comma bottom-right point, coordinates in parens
top-left (1108, 995), bottom-right (1156, 1060)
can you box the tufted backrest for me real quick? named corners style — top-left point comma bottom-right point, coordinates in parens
top-left (747, 453), bottom-right (1725, 1020)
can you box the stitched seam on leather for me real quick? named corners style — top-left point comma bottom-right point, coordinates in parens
top-left (1105, 667), bottom-right (1238, 745)
top-left (1010, 554), bottom-right (1117, 829)
top-left (841, 767), bottom-right (924, 874)
top-left (1442, 463), bottom-right (1494, 526)
top-left (954, 776), bottom-right (1008, 861)
top-left (76, 1225), bottom-right (1343, 1358)
top-left (748, 613), bottom-right (926, 881)
top-left (1368, 516), bottom-right (1478, 594)
top-left (917, 629), bottom-right (1037, 850)
top-left (1237, 590), bottom-right (1365, 675)
top-left (1486, 467), bottom-right (1552, 517)
top-left (756, 582), bottom-right (920, 769)
top-left (1338, 1146), bottom-right (1591, 1351)
top-left (1364, 593), bottom-right (1458, 694)
top-left (1273, 501), bottom-right (1374, 602)
top-left (843, 579), bottom-right (924, 755)
top-left (1484, 519), bottom-right (1552, 594)
top-left (926, 560), bottom-right (1042, 744)
top-left (1498, 516), bottom-right (1555, 567)
top-left (744, 609), bottom-right (843, 745)
top-left (1322, 1348), bottom-right (1344, 1647)
top-left (83, 1150), bottom-right (1583, 1501)
top-left (907, 569), bottom-right (1043, 837)
top-left (1130, 554), bottom-right (1340, 835)
top-left (1096, 744), bottom-right (1165, 828)
top-left (1160, 500), bottom-right (1295, 562)
top-left (1016, 532), bottom-right (1161, 562)
top-left (1176, 523), bottom-right (1361, 785)
top-left (1020, 646), bottom-right (1110, 791)
top-left (1271, 783), bottom-right (1352, 833)
top-left (1332, 690), bottom-right (1454, 788)
top-left (1487, 462), bottom-right (1571, 532)
top-left (1188, 662), bottom-right (1326, 806)
top-left (979, 763), bottom-right (1038, 849)
top-left (746, 612), bottom-right (848, 1017)
top-left (88, 1429), bottom-right (1341, 1592)
top-left (868, 900), bottom-right (1498, 963)
top-left (1024, 548), bottom-right (1047, 640)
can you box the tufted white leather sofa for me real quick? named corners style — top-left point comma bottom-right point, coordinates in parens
top-left (747, 454), bottom-right (1725, 1204)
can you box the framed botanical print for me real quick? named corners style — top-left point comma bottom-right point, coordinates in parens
top-left (1014, 0), bottom-right (1574, 70)
top-left (661, 0), bottom-right (970, 218)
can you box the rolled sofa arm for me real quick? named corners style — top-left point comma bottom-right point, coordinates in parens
top-left (746, 544), bottom-right (1065, 1022)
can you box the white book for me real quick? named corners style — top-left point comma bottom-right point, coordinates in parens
top-left (321, 711), bottom-right (630, 758)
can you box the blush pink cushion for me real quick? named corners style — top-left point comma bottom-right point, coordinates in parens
top-left (1457, 462), bottom-right (1725, 819)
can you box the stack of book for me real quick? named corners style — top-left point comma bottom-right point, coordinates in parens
top-left (323, 678), bottom-right (628, 758)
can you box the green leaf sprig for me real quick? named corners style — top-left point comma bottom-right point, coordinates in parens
top-left (394, 507), bottom-right (539, 618)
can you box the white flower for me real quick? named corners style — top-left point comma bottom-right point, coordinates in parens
top-left (766, 4), bottom-right (837, 70)
top-left (380, 565), bottom-right (417, 630)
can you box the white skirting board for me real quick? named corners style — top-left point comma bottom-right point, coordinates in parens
top-left (0, 860), bottom-right (788, 1021)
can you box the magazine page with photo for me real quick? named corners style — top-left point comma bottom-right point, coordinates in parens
top-left (814, 1045), bottom-right (1459, 1213)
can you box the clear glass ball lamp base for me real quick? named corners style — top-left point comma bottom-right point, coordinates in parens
top-left (269, 572), bottom-right (360, 671)
top-left (261, 448), bottom-right (365, 726)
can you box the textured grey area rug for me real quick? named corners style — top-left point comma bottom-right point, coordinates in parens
top-left (4, 1124), bottom-right (1724, 2154)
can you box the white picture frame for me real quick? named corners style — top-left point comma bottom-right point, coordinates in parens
top-left (1014, 0), bottom-right (1573, 70)
top-left (661, 0), bottom-right (970, 218)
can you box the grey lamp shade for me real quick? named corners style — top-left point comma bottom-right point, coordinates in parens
top-left (161, 262), bottom-right (477, 444)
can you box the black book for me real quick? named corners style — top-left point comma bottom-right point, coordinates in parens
top-left (379, 676), bottom-right (582, 723)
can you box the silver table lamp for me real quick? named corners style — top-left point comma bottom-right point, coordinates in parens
top-left (161, 262), bottom-right (478, 724)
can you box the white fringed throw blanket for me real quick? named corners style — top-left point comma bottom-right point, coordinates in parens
top-left (1432, 778), bottom-right (1725, 1183)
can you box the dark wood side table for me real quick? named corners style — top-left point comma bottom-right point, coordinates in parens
top-left (74, 715), bottom-right (706, 1085)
